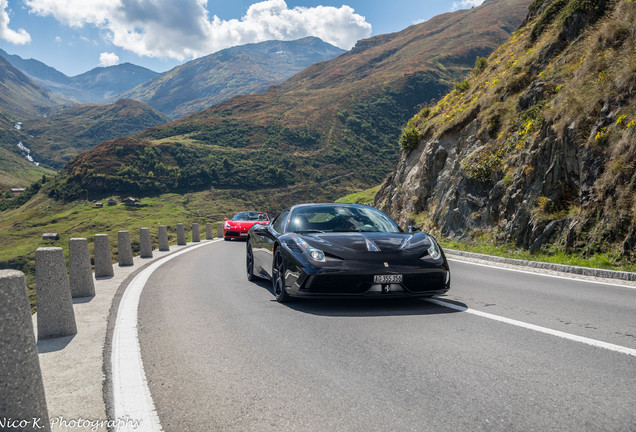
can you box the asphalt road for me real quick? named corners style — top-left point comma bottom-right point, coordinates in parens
top-left (138, 241), bottom-right (636, 432)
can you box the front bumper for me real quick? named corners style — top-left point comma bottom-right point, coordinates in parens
top-left (224, 228), bottom-right (249, 239)
top-left (283, 255), bottom-right (450, 298)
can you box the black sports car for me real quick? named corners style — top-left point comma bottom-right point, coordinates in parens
top-left (246, 203), bottom-right (450, 302)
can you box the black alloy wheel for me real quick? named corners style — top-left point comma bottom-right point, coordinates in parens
top-left (272, 249), bottom-right (290, 302)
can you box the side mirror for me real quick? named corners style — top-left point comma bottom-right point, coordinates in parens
top-left (407, 225), bottom-right (421, 234)
top-left (253, 223), bottom-right (267, 230)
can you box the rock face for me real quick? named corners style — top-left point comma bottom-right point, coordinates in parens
top-left (377, 0), bottom-right (636, 261)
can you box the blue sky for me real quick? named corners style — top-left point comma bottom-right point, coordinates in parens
top-left (0, 0), bottom-right (485, 76)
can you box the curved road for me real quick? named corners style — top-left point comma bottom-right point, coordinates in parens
top-left (137, 241), bottom-right (636, 431)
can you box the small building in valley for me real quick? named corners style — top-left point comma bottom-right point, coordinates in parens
top-left (124, 197), bottom-right (138, 206)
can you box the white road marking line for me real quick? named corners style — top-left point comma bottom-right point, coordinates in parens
top-left (426, 298), bottom-right (636, 357)
top-left (112, 240), bottom-right (220, 432)
top-left (447, 257), bottom-right (636, 289)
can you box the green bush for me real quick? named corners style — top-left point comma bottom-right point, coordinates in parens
top-left (454, 79), bottom-right (471, 92)
top-left (473, 57), bottom-right (488, 75)
top-left (399, 126), bottom-right (422, 151)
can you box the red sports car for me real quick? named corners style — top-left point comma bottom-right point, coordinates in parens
top-left (224, 211), bottom-right (270, 240)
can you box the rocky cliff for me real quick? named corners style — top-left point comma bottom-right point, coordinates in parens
top-left (377, 0), bottom-right (635, 262)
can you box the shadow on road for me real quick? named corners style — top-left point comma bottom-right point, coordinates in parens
top-left (249, 279), bottom-right (465, 317)
top-left (283, 297), bottom-right (466, 317)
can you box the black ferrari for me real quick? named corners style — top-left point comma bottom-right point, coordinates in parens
top-left (246, 203), bottom-right (450, 302)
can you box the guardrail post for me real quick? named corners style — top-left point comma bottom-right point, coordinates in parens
top-left (217, 222), bottom-right (223, 238)
top-left (0, 270), bottom-right (51, 431)
top-left (192, 223), bottom-right (200, 242)
top-left (158, 225), bottom-right (170, 251)
top-left (69, 238), bottom-right (95, 298)
top-left (140, 228), bottom-right (153, 258)
top-left (205, 223), bottom-right (213, 240)
top-left (94, 234), bottom-right (114, 278)
top-left (35, 247), bottom-right (77, 340)
top-left (118, 231), bottom-right (133, 266)
top-left (177, 223), bottom-right (186, 246)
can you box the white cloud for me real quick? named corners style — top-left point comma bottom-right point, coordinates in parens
top-left (99, 51), bottom-right (119, 66)
top-left (0, 0), bottom-right (31, 44)
top-left (451, 0), bottom-right (486, 11)
top-left (24, 0), bottom-right (371, 61)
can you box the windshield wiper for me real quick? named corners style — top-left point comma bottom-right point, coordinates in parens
top-left (297, 229), bottom-right (325, 233)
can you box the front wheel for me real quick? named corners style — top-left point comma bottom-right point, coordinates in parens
top-left (272, 249), bottom-right (291, 303)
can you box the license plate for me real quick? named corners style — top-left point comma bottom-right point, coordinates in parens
top-left (374, 274), bottom-right (403, 284)
top-left (240, 233), bottom-right (248, 236)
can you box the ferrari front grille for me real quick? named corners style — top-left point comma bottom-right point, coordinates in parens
top-left (303, 274), bottom-right (372, 294)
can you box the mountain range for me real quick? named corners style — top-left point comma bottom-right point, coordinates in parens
top-left (50, 0), bottom-right (531, 205)
top-left (0, 37), bottom-right (347, 186)
top-left (114, 37), bottom-right (346, 119)
top-left (0, 49), bottom-right (158, 103)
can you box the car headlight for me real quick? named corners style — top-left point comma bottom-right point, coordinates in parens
top-left (224, 221), bottom-right (231, 229)
top-left (294, 236), bottom-right (326, 262)
top-left (427, 243), bottom-right (441, 260)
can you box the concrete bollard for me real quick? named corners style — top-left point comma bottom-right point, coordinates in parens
top-left (158, 225), bottom-right (170, 251)
top-left (94, 234), bottom-right (114, 278)
top-left (217, 222), bottom-right (223, 238)
top-left (177, 223), bottom-right (186, 245)
top-left (140, 227), bottom-right (153, 258)
top-left (35, 247), bottom-right (77, 340)
top-left (206, 222), bottom-right (213, 240)
top-left (69, 238), bottom-right (95, 298)
top-left (0, 270), bottom-right (51, 431)
top-left (192, 223), bottom-right (200, 242)
top-left (118, 231), bottom-right (134, 266)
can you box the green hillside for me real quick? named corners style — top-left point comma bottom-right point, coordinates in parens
top-left (50, 0), bottom-right (531, 206)
top-left (0, 56), bottom-right (60, 119)
top-left (0, 112), bottom-right (55, 189)
top-left (377, 0), bottom-right (636, 264)
top-left (20, 99), bottom-right (170, 169)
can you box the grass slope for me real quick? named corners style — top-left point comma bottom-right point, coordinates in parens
top-left (378, 0), bottom-right (636, 266)
top-left (0, 188), bottom-right (258, 312)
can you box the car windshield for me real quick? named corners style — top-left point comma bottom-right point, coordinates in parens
top-left (232, 212), bottom-right (268, 221)
top-left (287, 205), bottom-right (400, 233)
